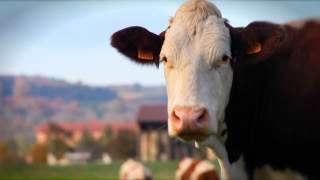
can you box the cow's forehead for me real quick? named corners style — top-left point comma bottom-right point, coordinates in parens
top-left (174, 0), bottom-right (222, 19)
top-left (162, 2), bottom-right (231, 65)
top-left (168, 0), bottom-right (222, 35)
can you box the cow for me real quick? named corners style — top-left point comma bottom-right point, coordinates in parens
top-left (176, 157), bottom-right (219, 180)
top-left (119, 159), bottom-right (153, 180)
top-left (111, 0), bottom-right (320, 179)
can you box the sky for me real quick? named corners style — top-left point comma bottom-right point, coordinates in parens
top-left (0, 1), bottom-right (319, 86)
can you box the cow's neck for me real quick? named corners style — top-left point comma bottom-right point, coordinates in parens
top-left (224, 25), bottom-right (295, 179)
top-left (201, 136), bottom-right (248, 180)
top-left (225, 53), bottom-right (277, 177)
top-left (218, 155), bottom-right (248, 180)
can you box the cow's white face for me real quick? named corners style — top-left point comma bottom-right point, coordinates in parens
top-left (111, 0), bottom-right (233, 153)
top-left (160, 0), bottom-right (233, 143)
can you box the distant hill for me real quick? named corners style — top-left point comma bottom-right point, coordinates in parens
top-left (0, 75), bottom-right (167, 142)
top-left (0, 75), bottom-right (117, 102)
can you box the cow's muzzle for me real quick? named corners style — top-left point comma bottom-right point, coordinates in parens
top-left (171, 106), bottom-right (210, 141)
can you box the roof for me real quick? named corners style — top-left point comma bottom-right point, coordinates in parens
top-left (36, 121), bottom-right (139, 133)
top-left (136, 104), bottom-right (168, 123)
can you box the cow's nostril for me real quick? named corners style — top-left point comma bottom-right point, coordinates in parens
top-left (197, 110), bottom-right (206, 122)
top-left (172, 111), bottom-right (180, 122)
top-left (171, 110), bottom-right (184, 133)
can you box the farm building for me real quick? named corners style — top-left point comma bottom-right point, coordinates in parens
top-left (136, 104), bottom-right (206, 162)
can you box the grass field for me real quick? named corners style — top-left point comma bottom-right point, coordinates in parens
top-left (0, 161), bottom-right (178, 180)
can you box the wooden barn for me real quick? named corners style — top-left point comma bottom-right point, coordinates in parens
top-left (136, 104), bottom-right (204, 162)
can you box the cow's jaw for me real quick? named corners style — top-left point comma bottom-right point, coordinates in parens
top-left (160, 0), bottom-right (233, 152)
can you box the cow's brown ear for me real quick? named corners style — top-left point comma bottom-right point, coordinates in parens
top-left (111, 26), bottom-right (164, 67)
top-left (230, 21), bottom-right (286, 64)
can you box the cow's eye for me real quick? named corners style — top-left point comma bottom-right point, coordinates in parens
top-left (161, 56), bottom-right (174, 69)
top-left (160, 56), bottom-right (168, 63)
top-left (211, 55), bottom-right (231, 69)
top-left (222, 55), bottom-right (230, 63)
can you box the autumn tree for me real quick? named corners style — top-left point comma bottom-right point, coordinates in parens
top-left (0, 141), bottom-right (9, 163)
top-left (77, 129), bottom-right (96, 152)
top-left (99, 127), bottom-right (113, 150)
top-left (29, 143), bottom-right (48, 163)
top-left (107, 129), bottom-right (137, 160)
top-left (47, 123), bottom-right (72, 159)
top-left (0, 140), bottom-right (19, 164)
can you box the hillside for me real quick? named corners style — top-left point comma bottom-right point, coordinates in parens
top-left (0, 75), bottom-right (117, 102)
top-left (0, 75), bottom-right (167, 142)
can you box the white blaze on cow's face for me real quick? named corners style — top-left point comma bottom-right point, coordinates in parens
top-left (160, 0), bottom-right (232, 142)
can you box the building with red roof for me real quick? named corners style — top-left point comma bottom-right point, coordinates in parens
top-left (35, 120), bottom-right (139, 145)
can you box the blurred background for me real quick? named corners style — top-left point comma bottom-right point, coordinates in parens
top-left (0, 0), bottom-right (319, 179)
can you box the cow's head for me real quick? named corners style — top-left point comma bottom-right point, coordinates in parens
top-left (160, 0), bottom-right (232, 147)
top-left (111, 0), bottom-right (232, 154)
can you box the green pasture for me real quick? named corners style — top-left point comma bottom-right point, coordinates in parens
top-left (0, 160), bottom-right (220, 180)
top-left (0, 161), bottom-right (177, 180)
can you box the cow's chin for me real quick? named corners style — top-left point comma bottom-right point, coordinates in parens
top-left (195, 135), bottom-right (228, 160)
top-left (178, 133), bottom-right (210, 142)
top-left (174, 132), bottom-right (228, 160)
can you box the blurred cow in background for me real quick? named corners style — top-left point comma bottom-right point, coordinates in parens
top-left (176, 158), bottom-right (219, 180)
top-left (119, 159), bottom-right (153, 180)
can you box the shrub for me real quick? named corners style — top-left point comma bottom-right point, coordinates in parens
top-left (106, 129), bottom-right (137, 160)
top-left (29, 144), bottom-right (48, 163)
top-left (0, 141), bottom-right (20, 164)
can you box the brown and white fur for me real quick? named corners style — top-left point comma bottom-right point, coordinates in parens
top-left (176, 158), bottom-right (219, 180)
top-left (111, 0), bottom-right (320, 179)
top-left (119, 159), bottom-right (153, 180)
